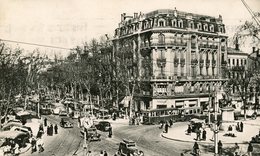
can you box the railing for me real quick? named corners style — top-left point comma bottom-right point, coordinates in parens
top-left (180, 58), bottom-right (185, 67)
top-left (191, 59), bottom-right (198, 65)
top-left (157, 58), bottom-right (166, 67)
top-left (212, 60), bottom-right (216, 67)
top-left (221, 46), bottom-right (225, 51)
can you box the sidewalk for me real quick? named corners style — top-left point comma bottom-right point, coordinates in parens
top-left (161, 118), bottom-right (260, 155)
top-left (161, 119), bottom-right (260, 144)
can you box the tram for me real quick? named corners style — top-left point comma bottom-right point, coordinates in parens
top-left (142, 106), bottom-right (203, 124)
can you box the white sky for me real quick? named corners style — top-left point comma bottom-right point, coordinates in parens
top-left (0, 0), bottom-right (259, 57)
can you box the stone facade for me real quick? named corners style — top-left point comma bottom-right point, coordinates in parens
top-left (113, 9), bottom-right (228, 112)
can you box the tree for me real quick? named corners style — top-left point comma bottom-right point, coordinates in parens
top-left (0, 42), bottom-right (28, 129)
top-left (225, 66), bottom-right (256, 119)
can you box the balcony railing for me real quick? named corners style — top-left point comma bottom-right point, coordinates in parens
top-left (221, 60), bottom-right (227, 66)
top-left (206, 60), bottom-right (210, 67)
top-left (157, 58), bottom-right (166, 67)
top-left (199, 59), bottom-right (204, 67)
top-left (191, 59), bottom-right (198, 65)
top-left (191, 43), bottom-right (196, 49)
top-left (140, 48), bottom-right (151, 57)
top-left (180, 58), bottom-right (185, 67)
top-left (212, 60), bottom-right (216, 67)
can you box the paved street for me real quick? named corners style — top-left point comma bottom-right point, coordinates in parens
top-left (21, 115), bottom-right (194, 156)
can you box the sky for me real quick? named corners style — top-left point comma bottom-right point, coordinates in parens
top-left (0, 0), bottom-right (259, 57)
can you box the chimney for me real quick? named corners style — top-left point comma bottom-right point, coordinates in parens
top-left (235, 36), bottom-right (239, 50)
top-left (134, 12), bottom-right (138, 18)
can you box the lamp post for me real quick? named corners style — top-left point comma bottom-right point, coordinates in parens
top-left (213, 92), bottom-right (219, 155)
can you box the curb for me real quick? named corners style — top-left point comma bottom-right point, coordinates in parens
top-left (161, 133), bottom-right (250, 145)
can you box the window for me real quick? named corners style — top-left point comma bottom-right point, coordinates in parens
top-left (158, 33), bottom-right (165, 44)
top-left (237, 59), bottom-right (239, 66)
top-left (244, 59), bottom-right (247, 65)
top-left (203, 24), bottom-right (208, 31)
top-left (159, 21), bottom-right (164, 27)
top-left (197, 23), bottom-right (202, 30)
top-left (232, 59), bottom-right (235, 65)
top-left (172, 19), bottom-right (177, 27)
top-left (190, 22), bottom-right (194, 29)
top-left (228, 59), bottom-right (230, 65)
top-left (178, 20), bottom-right (183, 28)
top-left (210, 25), bottom-right (214, 32)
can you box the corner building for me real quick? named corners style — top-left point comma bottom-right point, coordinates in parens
top-left (113, 9), bottom-right (228, 114)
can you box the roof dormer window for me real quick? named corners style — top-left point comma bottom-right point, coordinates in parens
top-left (210, 25), bottom-right (214, 32)
top-left (178, 20), bottom-right (183, 28)
top-left (203, 24), bottom-right (208, 31)
top-left (197, 23), bottom-right (202, 30)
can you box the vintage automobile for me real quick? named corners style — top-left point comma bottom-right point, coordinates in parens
top-left (59, 110), bottom-right (68, 116)
top-left (60, 117), bottom-right (73, 128)
top-left (80, 127), bottom-right (101, 141)
top-left (95, 121), bottom-right (111, 132)
top-left (118, 139), bottom-right (144, 156)
top-left (0, 131), bottom-right (30, 148)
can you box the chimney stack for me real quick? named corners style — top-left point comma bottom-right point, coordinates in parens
top-left (134, 13), bottom-right (138, 18)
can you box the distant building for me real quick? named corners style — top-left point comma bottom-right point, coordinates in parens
top-left (113, 8), bottom-right (228, 114)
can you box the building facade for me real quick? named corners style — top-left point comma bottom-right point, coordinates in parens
top-left (113, 9), bottom-right (228, 113)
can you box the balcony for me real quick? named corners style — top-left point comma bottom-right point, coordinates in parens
top-left (199, 59), bottom-right (204, 67)
top-left (221, 46), bottom-right (225, 51)
top-left (180, 58), bottom-right (185, 67)
top-left (174, 58), bottom-right (179, 67)
top-left (157, 58), bottom-right (166, 67)
top-left (191, 43), bottom-right (196, 49)
top-left (206, 60), bottom-right (210, 68)
top-left (212, 60), bottom-right (216, 67)
top-left (210, 45), bottom-right (218, 49)
top-left (191, 59), bottom-right (198, 66)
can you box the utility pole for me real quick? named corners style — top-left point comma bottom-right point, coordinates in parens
top-left (213, 94), bottom-right (219, 155)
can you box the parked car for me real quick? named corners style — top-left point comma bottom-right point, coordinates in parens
top-left (59, 110), bottom-right (68, 116)
top-left (60, 117), bottom-right (73, 128)
top-left (80, 127), bottom-right (101, 141)
top-left (10, 126), bottom-right (32, 137)
top-left (0, 131), bottom-right (30, 148)
top-left (118, 139), bottom-right (144, 156)
top-left (95, 121), bottom-right (111, 132)
top-left (3, 123), bottom-right (32, 133)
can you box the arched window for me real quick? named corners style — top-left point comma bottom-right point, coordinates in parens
top-left (210, 25), bottom-right (214, 32)
top-left (158, 19), bottom-right (165, 27)
top-left (190, 22), bottom-right (194, 29)
top-left (158, 33), bottom-right (165, 44)
top-left (178, 20), bottom-right (183, 28)
top-left (203, 24), bottom-right (208, 31)
top-left (197, 23), bottom-right (202, 30)
top-left (172, 19), bottom-right (177, 27)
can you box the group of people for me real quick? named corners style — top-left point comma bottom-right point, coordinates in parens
top-left (160, 119), bottom-right (174, 133)
top-left (236, 122), bottom-right (244, 132)
top-left (1, 139), bottom-right (20, 156)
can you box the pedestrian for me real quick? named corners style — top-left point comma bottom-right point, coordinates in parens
top-left (100, 150), bottom-right (104, 156)
top-left (37, 138), bottom-right (44, 153)
top-left (54, 124), bottom-right (58, 134)
top-left (78, 116), bottom-right (81, 127)
top-left (50, 124), bottom-right (54, 136)
top-left (247, 142), bottom-right (253, 156)
top-left (31, 137), bottom-right (37, 153)
top-left (47, 126), bottom-right (50, 136)
top-left (164, 122), bottom-right (169, 133)
top-left (196, 129), bottom-right (201, 141)
top-left (193, 142), bottom-right (199, 155)
top-left (44, 118), bottom-right (47, 127)
top-left (218, 140), bottom-right (223, 155)
top-left (159, 121), bottom-right (164, 129)
top-left (113, 112), bottom-right (116, 121)
top-left (108, 126), bottom-right (112, 138)
top-left (13, 143), bottom-right (20, 156)
top-left (202, 129), bottom-right (207, 141)
top-left (236, 122), bottom-right (240, 131)
top-left (104, 151), bottom-right (108, 156)
top-left (234, 143), bottom-right (240, 156)
top-left (240, 122), bottom-right (244, 132)
top-left (169, 119), bottom-right (173, 127)
top-left (187, 125), bottom-right (192, 135)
